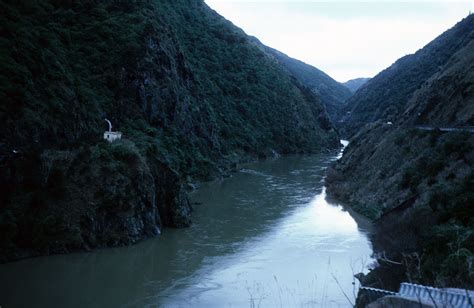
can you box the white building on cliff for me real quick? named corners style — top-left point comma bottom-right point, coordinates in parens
top-left (104, 119), bottom-right (122, 142)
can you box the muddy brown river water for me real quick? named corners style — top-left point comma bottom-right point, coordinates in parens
top-left (0, 142), bottom-right (374, 307)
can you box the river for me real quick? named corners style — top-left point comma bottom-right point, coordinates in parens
top-left (0, 143), bottom-right (374, 307)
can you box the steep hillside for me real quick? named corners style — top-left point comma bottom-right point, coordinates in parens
top-left (326, 15), bottom-right (474, 291)
top-left (250, 38), bottom-right (352, 122)
top-left (327, 125), bottom-right (474, 290)
top-left (0, 0), bottom-right (338, 262)
top-left (401, 39), bottom-right (474, 127)
top-left (341, 14), bottom-right (474, 136)
top-left (343, 78), bottom-right (370, 93)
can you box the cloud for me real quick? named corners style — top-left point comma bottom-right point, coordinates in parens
top-left (205, 1), bottom-right (472, 81)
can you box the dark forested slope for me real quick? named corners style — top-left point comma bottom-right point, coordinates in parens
top-left (250, 38), bottom-right (352, 122)
top-left (341, 14), bottom-right (474, 136)
top-left (401, 39), bottom-right (474, 127)
top-left (329, 125), bottom-right (474, 291)
top-left (343, 78), bottom-right (370, 93)
top-left (0, 0), bottom-right (338, 262)
top-left (327, 15), bottom-right (474, 291)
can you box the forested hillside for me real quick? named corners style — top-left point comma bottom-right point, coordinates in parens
top-left (250, 38), bottom-right (352, 122)
top-left (401, 39), bottom-right (474, 127)
top-left (328, 125), bottom-right (474, 292)
top-left (0, 0), bottom-right (338, 262)
top-left (343, 77), bottom-right (370, 93)
top-left (326, 14), bottom-right (474, 292)
top-left (340, 14), bottom-right (474, 136)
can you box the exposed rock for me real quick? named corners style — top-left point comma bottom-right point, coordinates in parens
top-left (368, 295), bottom-right (434, 308)
top-left (0, 0), bottom-right (339, 262)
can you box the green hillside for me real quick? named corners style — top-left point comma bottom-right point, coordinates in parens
top-left (250, 37), bottom-right (352, 122)
top-left (326, 15), bottom-right (474, 291)
top-left (0, 0), bottom-right (338, 262)
top-left (343, 77), bottom-right (370, 93)
top-left (340, 15), bottom-right (474, 136)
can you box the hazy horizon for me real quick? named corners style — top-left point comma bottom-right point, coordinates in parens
top-left (205, 0), bottom-right (473, 82)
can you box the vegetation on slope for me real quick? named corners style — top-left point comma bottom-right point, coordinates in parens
top-left (340, 14), bottom-right (474, 136)
top-left (327, 15), bottom-right (474, 292)
top-left (0, 0), bottom-right (338, 262)
top-left (250, 37), bottom-right (352, 122)
top-left (327, 124), bottom-right (474, 289)
top-left (343, 77), bottom-right (370, 93)
top-left (401, 39), bottom-right (474, 127)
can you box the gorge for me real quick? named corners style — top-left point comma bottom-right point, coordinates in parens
top-left (327, 13), bottom-right (474, 297)
top-left (0, 0), bottom-right (473, 307)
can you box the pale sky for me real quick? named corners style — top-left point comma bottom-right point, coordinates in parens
top-left (204, 0), bottom-right (473, 82)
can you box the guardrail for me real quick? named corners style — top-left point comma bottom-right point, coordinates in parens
top-left (399, 283), bottom-right (473, 308)
top-left (415, 126), bottom-right (474, 133)
top-left (359, 283), bottom-right (474, 307)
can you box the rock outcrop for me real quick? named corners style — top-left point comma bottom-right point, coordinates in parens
top-left (0, 0), bottom-right (339, 262)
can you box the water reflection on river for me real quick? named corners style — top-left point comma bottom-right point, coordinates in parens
top-left (0, 145), bottom-right (373, 308)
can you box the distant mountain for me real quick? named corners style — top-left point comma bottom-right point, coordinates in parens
top-left (250, 37), bottom-right (352, 122)
top-left (340, 14), bottom-right (474, 136)
top-left (343, 78), bottom-right (370, 93)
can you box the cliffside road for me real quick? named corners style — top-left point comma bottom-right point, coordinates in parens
top-left (414, 126), bottom-right (474, 133)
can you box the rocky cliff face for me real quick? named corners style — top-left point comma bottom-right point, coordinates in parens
top-left (0, 0), bottom-right (339, 262)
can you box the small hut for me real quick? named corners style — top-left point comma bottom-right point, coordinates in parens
top-left (103, 119), bottom-right (122, 142)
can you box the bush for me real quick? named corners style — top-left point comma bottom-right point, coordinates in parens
top-left (399, 167), bottom-right (421, 192)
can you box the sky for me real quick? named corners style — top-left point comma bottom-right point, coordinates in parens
top-left (204, 1), bottom-right (473, 82)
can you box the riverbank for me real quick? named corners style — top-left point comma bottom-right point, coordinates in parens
top-left (0, 152), bottom-right (372, 307)
top-left (326, 123), bottom-right (474, 291)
